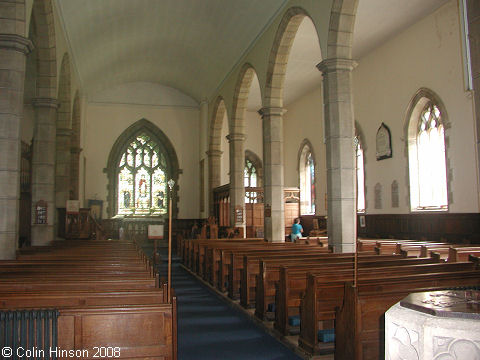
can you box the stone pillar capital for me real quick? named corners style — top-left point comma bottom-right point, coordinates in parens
top-left (57, 128), bottom-right (73, 137)
top-left (257, 107), bottom-right (287, 118)
top-left (0, 34), bottom-right (34, 54)
top-left (316, 58), bottom-right (358, 74)
top-left (32, 97), bottom-right (60, 109)
top-left (206, 149), bottom-right (223, 158)
top-left (226, 133), bottom-right (246, 142)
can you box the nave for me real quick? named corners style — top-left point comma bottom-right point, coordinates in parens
top-left (152, 243), bottom-right (304, 360)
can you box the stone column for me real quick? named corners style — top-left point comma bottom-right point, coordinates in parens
top-left (31, 97), bottom-right (58, 246)
top-left (466, 0), bottom-right (480, 201)
top-left (70, 146), bottom-right (81, 200)
top-left (55, 127), bottom-right (72, 207)
top-left (207, 149), bottom-right (222, 216)
top-left (259, 107), bottom-right (285, 242)
top-left (227, 133), bottom-right (246, 235)
top-left (0, 34), bottom-right (32, 259)
top-left (317, 58), bottom-right (357, 253)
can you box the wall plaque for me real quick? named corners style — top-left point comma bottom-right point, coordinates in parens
top-left (264, 204), bottom-right (271, 218)
top-left (376, 122), bottom-right (392, 160)
top-left (235, 206), bottom-right (244, 224)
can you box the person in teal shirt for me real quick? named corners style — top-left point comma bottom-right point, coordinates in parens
top-left (290, 218), bottom-right (303, 242)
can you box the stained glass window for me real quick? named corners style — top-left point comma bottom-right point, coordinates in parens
top-left (117, 134), bottom-right (168, 215)
top-left (244, 159), bottom-right (258, 203)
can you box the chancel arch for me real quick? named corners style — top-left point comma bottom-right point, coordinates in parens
top-left (105, 119), bottom-right (180, 218)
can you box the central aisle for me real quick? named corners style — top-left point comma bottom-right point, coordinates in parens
top-left (169, 260), bottom-right (303, 360)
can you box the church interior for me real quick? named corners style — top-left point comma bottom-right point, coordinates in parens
top-left (1, 0), bottom-right (480, 358)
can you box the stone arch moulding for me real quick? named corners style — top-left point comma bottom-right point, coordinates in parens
top-left (231, 63), bottom-right (261, 134)
top-left (30, 0), bottom-right (57, 98)
top-left (207, 96), bottom-right (228, 215)
top-left (265, 6), bottom-right (316, 108)
top-left (104, 119), bottom-right (180, 219)
top-left (327, 0), bottom-right (359, 59)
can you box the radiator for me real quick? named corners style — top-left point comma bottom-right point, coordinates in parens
top-left (0, 310), bottom-right (59, 359)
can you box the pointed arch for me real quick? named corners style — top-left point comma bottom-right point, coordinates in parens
top-left (297, 139), bottom-right (316, 215)
top-left (57, 53), bottom-right (71, 128)
top-left (265, 7), bottom-right (316, 108)
top-left (245, 150), bottom-right (263, 188)
top-left (231, 63), bottom-right (261, 134)
top-left (55, 53), bottom-right (72, 207)
top-left (70, 91), bottom-right (81, 200)
top-left (208, 97), bottom-right (228, 215)
top-left (327, 0), bottom-right (359, 58)
top-left (405, 88), bottom-right (450, 211)
top-left (105, 119), bottom-right (180, 218)
top-left (30, 0), bottom-right (57, 98)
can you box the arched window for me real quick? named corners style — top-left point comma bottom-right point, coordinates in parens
top-left (407, 91), bottom-right (448, 211)
top-left (244, 150), bottom-right (263, 204)
top-left (117, 134), bottom-right (168, 215)
top-left (355, 137), bottom-right (365, 213)
top-left (105, 119), bottom-right (179, 218)
top-left (299, 141), bottom-right (315, 215)
top-left (244, 159), bottom-right (257, 187)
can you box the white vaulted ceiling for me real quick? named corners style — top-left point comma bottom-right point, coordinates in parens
top-left (56, 0), bottom-right (289, 103)
top-left (55, 0), bottom-right (450, 106)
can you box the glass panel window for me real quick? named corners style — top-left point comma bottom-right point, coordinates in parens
top-left (116, 133), bottom-right (168, 215)
top-left (408, 100), bottom-right (448, 211)
top-left (355, 137), bottom-right (365, 213)
top-left (299, 145), bottom-right (315, 215)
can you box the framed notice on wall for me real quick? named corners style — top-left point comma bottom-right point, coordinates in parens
top-left (66, 200), bottom-right (80, 214)
top-left (376, 123), bottom-right (392, 160)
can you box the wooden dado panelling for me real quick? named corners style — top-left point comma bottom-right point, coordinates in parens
top-left (357, 213), bottom-right (480, 243)
top-left (299, 215), bottom-right (327, 236)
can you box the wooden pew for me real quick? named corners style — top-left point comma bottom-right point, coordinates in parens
top-left (1, 239), bottom-right (177, 359)
top-left (255, 254), bottom-right (424, 323)
top-left (299, 262), bottom-right (479, 356)
top-left (239, 249), bottom-right (332, 307)
top-left (335, 270), bottom-right (480, 360)
top-left (448, 246), bottom-right (480, 262)
top-left (275, 257), bottom-right (449, 337)
top-left (224, 244), bottom-right (327, 299)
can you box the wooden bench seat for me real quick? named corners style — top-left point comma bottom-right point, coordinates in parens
top-left (299, 263), bottom-right (479, 356)
top-left (335, 270), bottom-right (480, 360)
top-left (448, 246), bottom-right (480, 262)
top-left (223, 245), bottom-right (328, 299)
top-left (1, 239), bottom-right (177, 359)
top-left (255, 254), bottom-right (426, 322)
top-left (276, 257), bottom-right (459, 337)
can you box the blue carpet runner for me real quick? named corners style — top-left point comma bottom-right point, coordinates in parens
top-left (157, 252), bottom-right (302, 360)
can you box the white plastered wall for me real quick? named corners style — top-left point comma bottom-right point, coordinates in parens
top-left (283, 85), bottom-right (326, 215)
top-left (353, 0), bottom-right (478, 214)
top-left (83, 92), bottom-right (200, 219)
